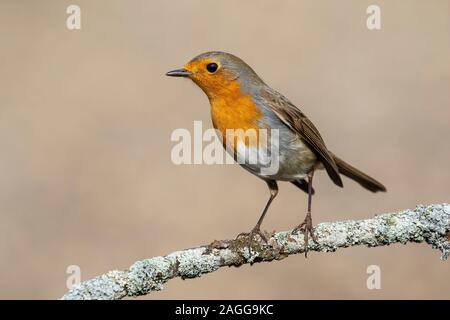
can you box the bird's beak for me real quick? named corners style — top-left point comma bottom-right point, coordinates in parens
top-left (165, 68), bottom-right (192, 77)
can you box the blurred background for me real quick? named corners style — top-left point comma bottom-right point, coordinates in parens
top-left (0, 0), bottom-right (449, 299)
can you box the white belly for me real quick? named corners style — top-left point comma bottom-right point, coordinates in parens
top-left (232, 133), bottom-right (317, 181)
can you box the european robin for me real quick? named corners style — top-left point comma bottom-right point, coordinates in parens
top-left (166, 51), bottom-right (386, 256)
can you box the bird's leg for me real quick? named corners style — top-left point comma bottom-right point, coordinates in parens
top-left (237, 180), bottom-right (278, 251)
top-left (292, 170), bottom-right (317, 257)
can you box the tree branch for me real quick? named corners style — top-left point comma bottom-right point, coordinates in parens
top-left (62, 203), bottom-right (450, 300)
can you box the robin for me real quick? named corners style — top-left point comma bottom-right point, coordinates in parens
top-left (166, 51), bottom-right (386, 256)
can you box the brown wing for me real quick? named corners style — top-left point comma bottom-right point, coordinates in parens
top-left (261, 88), bottom-right (343, 187)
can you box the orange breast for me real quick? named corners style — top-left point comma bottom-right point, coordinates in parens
top-left (209, 81), bottom-right (264, 149)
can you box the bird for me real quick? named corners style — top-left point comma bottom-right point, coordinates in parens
top-left (166, 51), bottom-right (386, 256)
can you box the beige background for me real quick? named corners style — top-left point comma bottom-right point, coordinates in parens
top-left (0, 0), bottom-right (449, 299)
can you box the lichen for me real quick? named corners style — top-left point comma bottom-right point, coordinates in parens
top-left (62, 203), bottom-right (450, 300)
top-left (126, 256), bottom-right (172, 296)
top-left (167, 248), bottom-right (220, 279)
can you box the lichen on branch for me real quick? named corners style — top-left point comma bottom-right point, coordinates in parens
top-left (62, 203), bottom-right (450, 300)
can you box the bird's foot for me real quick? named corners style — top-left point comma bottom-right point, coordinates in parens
top-left (236, 226), bottom-right (268, 254)
top-left (292, 214), bottom-right (317, 258)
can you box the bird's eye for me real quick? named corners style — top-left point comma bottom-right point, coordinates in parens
top-left (206, 63), bottom-right (218, 73)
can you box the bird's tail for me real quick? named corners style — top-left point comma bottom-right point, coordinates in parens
top-left (332, 154), bottom-right (386, 192)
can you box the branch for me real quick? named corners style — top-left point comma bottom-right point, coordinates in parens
top-left (62, 203), bottom-right (450, 300)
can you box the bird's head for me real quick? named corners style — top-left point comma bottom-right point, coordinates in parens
top-left (166, 51), bottom-right (263, 99)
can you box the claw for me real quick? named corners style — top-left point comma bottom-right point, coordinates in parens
top-left (236, 228), bottom-right (268, 254)
top-left (292, 214), bottom-right (316, 258)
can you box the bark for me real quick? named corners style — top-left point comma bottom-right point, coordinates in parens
top-left (62, 203), bottom-right (450, 300)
